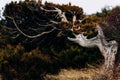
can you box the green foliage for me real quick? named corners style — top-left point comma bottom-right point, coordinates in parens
top-left (59, 46), bottom-right (103, 68)
top-left (79, 15), bottom-right (101, 38)
top-left (0, 44), bottom-right (60, 79)
top-left (96, 6), bottom-right (112, 18)
top-left (0, 0), bottom-right (105, 79)
top-left (1, 0), bottom-right (101, 46)
top-left (0, 44), bottom-right (103, 79)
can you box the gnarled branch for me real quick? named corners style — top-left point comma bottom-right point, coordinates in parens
top-left (68, 24), bottom-right (118, 79)
top-left (40, 7), bottom-right (68, 22)
top-left (6, 16), bottom-right (56, 38)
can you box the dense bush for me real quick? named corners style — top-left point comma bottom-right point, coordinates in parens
top-left (101, 6), bottom-right (120, 67)
top-left (0, 44), bottom-right (60, 79)
top-left (0, 44), bottom-right (103, 80)
top-left (59, 46), bottom-right (103, 68)
top-left (0, 0), bottom-right (104, 79)
top-left (2, 0), bottom-right (100, 45)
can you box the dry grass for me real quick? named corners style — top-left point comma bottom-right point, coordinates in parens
top-left (44, 67), bottom-right (100, 80)
top-left (45, 66), bottom-right (120, 80)
top-left (44, 62), bottom-right (120, 80)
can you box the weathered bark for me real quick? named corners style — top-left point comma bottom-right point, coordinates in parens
top-left (68, 25), bottom-right (118, 79)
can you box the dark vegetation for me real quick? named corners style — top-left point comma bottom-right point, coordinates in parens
top-left (0, 0), bottom-right (119, 80)
top-left (102, 6), bottom-right (120, 68)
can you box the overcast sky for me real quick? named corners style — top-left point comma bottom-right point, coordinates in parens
top-left (0, 0), bottom-right (120, 17)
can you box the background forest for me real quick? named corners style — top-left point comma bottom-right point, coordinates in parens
top-left (0, 0), bottom-right (120, 80)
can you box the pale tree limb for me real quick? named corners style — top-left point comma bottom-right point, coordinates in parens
top-left (68, 24), bottom-right (118, 79)
top-left (40, 7), bottom-right (68, 22)
top-left (6, 16), bottom-right (56, 38)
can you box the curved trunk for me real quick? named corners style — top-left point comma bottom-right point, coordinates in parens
top-left (68, 25), bottom-right (118, 79)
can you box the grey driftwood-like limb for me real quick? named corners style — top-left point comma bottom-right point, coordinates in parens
top-left (5, 16), bottom-right (56, 38)
top-left (68, 25), bottom-right (118, 79)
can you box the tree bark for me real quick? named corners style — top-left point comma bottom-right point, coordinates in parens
top-left (68, 25), bottom-right (118, 80)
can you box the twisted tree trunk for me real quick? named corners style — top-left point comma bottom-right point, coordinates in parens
top-left (68, 25), bottom-right (118, 80)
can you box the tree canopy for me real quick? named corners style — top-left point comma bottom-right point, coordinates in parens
top-left (0, 0), bottom-right (120, 80)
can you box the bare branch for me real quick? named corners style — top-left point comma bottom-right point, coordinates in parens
top-left (73, 15), bottom-right (76, 25)
top-left (50, 20), bottom-right (59, 24)
top-left (0, 25), bottom-right (17, 31)
top-left (70, 15), bottom-right (89, 32)
top-left (40, 7), bottom-right (68, 22)
top-left (96, 25), bottom-right (105, 37)
top-left (36, 22), bottom-right (53, 26)
top-left (78, 16), bottom-right (88, 23)
top-left (6, 16), bottom-right (56, 38)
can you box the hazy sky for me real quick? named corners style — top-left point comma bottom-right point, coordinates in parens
top-left (0, 0), bottom-right (120, 16)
